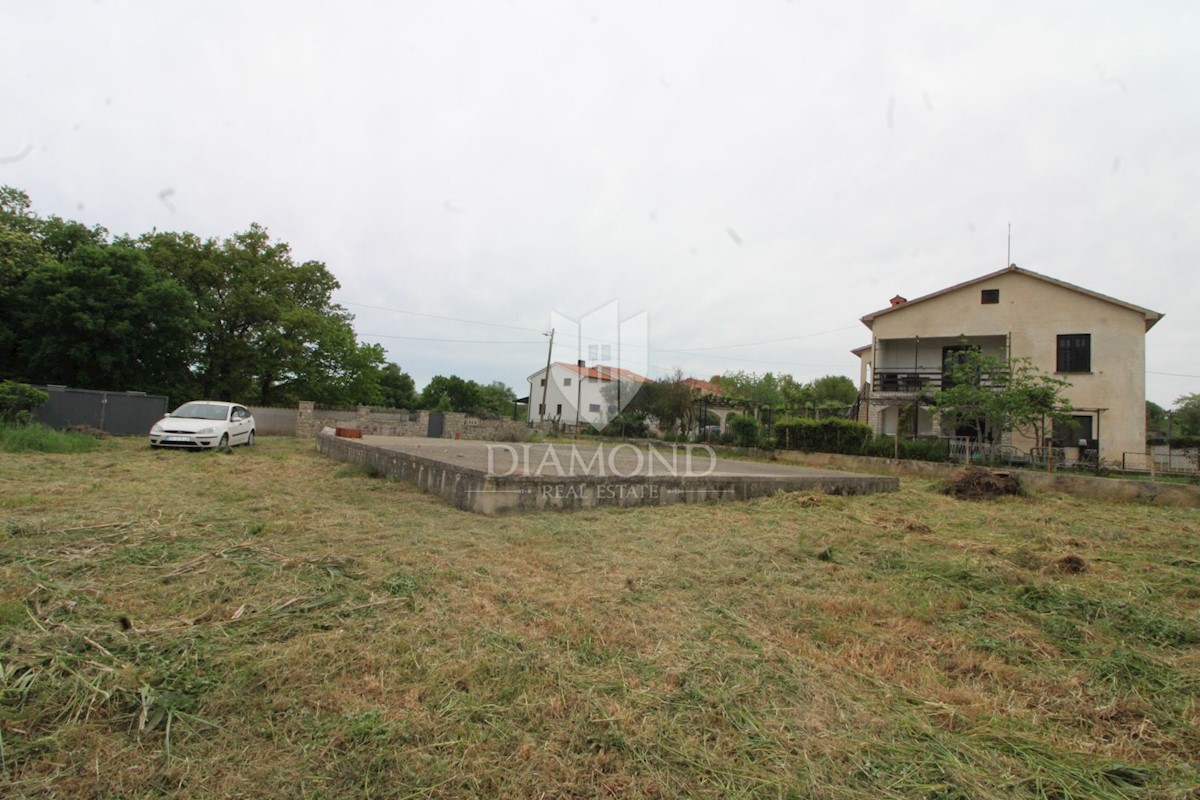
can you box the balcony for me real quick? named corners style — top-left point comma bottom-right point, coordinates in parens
top-left (873, 368), bottom-right (943, 393)
top-left (872, 334), bottom-right (1008, 396)
top-left (873, 368), bottom-right (1009, 396)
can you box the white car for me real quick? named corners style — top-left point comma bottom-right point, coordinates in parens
top-left (149, 401), bottom-right (256, 449)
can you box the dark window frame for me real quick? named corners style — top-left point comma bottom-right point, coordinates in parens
top-left (981, 289), bottom-right (1000, 304)
top-left (1053, 414), bottom-right (1094, 448)
top-left (1056, 333), bottom-right (1091, 373)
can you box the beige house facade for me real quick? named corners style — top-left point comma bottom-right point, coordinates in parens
top-left (853, 265), bottom-right (1162, 464)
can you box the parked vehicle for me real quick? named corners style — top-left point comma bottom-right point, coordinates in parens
top-left (149, 401), bottom-right (255, 449)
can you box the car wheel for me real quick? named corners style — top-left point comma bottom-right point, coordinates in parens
top-left (246, 430), bottom-right (255, 447)
top-left (219, 433), bottom-right (230, 451)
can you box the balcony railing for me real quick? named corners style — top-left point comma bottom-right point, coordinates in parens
top-left (873, 367), bottom-right (1008, 393)
top-left (873, 368), bottom-right (943, 392)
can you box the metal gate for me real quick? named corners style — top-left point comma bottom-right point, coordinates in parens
top-left (33, 386), bottom-right (169, 435)
top-left (427, 412), bottom-right (444, 438)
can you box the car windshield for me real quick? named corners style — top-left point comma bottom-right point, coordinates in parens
top-left (172, 403), bottom-right (229, 421)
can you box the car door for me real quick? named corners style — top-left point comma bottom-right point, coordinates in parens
top-left (230, 405), bottom-right (250, 443)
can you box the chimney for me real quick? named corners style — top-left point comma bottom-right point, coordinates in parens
top-left (889, 295), bottom-right (907, 307)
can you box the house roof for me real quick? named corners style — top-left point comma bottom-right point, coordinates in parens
top-left (859, 265), bottom-right (1163, 332)
top-left (681, 377), bottom-right (725, 397)
top-left (527, 362), bottom-right (650, 383)
top-left (850, 344), bottom-right (872, 356)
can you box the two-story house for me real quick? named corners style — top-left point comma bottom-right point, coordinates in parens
top-left (527, 362), bottom-right (648, 428)
top-left (853, 265), bottom-right (1162, 463)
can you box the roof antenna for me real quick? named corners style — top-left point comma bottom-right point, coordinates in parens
top-left (1007, 222), bottom-right (1011, 267)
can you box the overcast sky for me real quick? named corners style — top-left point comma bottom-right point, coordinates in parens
top-left (4, 1), bottom-right (1197, 407)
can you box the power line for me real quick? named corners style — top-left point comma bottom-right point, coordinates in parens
top-left (340, 300), bottom-right (546, 334)
top-left (665, 324), bottom-right (862, 351)
top-left (360, 333), bottom-right (544, 345)
top-left (341, 298), bottom-right (858, 353)
top-left (1148, 370), bottom-right (1200, 379)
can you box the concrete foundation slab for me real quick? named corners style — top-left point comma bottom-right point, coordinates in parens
top-left (316, 430), bottom-right (899, 514)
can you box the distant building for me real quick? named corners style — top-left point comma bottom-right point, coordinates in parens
top-left (681, 377), bottom-right (738, 434)
top-left (527, 362), bottom-right (648, 427)
top-left (852, 265), bottom-right (1162, 463)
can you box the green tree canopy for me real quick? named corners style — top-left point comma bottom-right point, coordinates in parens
top-left (0, 186), bottom-right (391, 406)
top-left (14, 244), bottom-right (199, 397)
top-left (932, 348), bottom-right (1072, 446)
top-left (1173, 394), bottom-right (1200, 437)
top-left (810, 374), bottom-right (858, 407)
top-left (421, 375), bottom-right (482, 413)
top-left (378, 363), bottom-right (419, 409)
top-left (621, 372), bottom-right (695, 434)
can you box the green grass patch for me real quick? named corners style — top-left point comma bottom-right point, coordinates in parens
top-left (0, 423), bottom-right (103, 453)
top-left (0, 436), bottom-right (1197, 797)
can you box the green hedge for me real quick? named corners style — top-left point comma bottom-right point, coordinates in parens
top-left (1146, 435), bottom-right (1200, 449)
top-left (774, 417), bottom-right (873, 454)
top-left (726, 413), bottom-right (761, 447)
top-left (773, 416), bottom-right (950, 461)
top-left (861, 436), bottom-right (950, 462)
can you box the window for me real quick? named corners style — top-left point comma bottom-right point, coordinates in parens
top-left (538, 404), bottom-right (545, 416)
top-left (981, 289), bottom-right (999, 304)
top-left (555, 404), bottom-right (562, 416)
top-left (588, 403), bottom-right (601, 413)
top-left (1056, 334), bottom-right (1091, 372)
top-left (1053, 415), bottom-right (1094, 447)
top-left (539, 378), bottom-right (545, 386)
top-left (563, 378), bottom-right (572, 387)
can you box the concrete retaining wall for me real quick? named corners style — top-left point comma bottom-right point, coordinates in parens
top-left (776, 451), bottom-right (1200, 507)
top-left (316, 431), bottom-right (897, 514)
top-left (297, 402), bottom-right (543, 441)
top-left (247, 406), bottom-right (299, 436)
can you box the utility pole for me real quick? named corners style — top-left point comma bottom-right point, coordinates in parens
top-left (539, 328), bottom-right (554, 423)
top-left (576, 359), bottom-right (585, 434)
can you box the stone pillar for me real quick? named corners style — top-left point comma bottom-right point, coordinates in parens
top-left (357, 405), bottom-right (371, 433)
top-left (298, 401), bottom-right (315, 437)
top-left (866, 402), bottom-right (884, 436)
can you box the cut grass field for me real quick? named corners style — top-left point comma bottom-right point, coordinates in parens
top-left (1, 437), bottom-right (1198, 799)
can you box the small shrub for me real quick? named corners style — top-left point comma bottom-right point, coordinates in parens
top-left (727, 414), bottom-right (760, 447)
top-left (0, 381), bottom-right (48, 425)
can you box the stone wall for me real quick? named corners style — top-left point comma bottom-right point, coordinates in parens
top-left (295, 402), bottom-right (544, 441)
top-left (247, 406), bottom-right (299, 436)
top-left (776, 450), bottom-right (1200, 508)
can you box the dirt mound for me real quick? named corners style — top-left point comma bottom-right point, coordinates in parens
top-left (941, 467), bottom-right (1022, 500)
top-left (1051, 554), bottom-right (1089, 574)
top-left (65, 424), bottom-right (107, 438)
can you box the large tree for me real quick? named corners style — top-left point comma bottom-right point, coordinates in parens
top-left (2, 187), bottom-right (393, 405)
top-left (377, 363), bottom-right (419, 410)
top-left (810, 374), bottom-right (858, 408)
top-left (621, 372), bottom-right (695, 434)
top-left (414, 376), bottom-right (516, 416)
top-left (932, 348), bottom-right (1072, 446)
top-left (1173, 394), bottom-right (1200, 437)
top-left (14, 244), bottom-right (198, 397)
top-left (138, 224), bottom-right (379, 405)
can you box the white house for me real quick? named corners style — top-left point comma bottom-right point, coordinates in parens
top-left (852, 265), bottom-right (1162, 463)
top-left (527, 362), bottom-right (648, 429)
